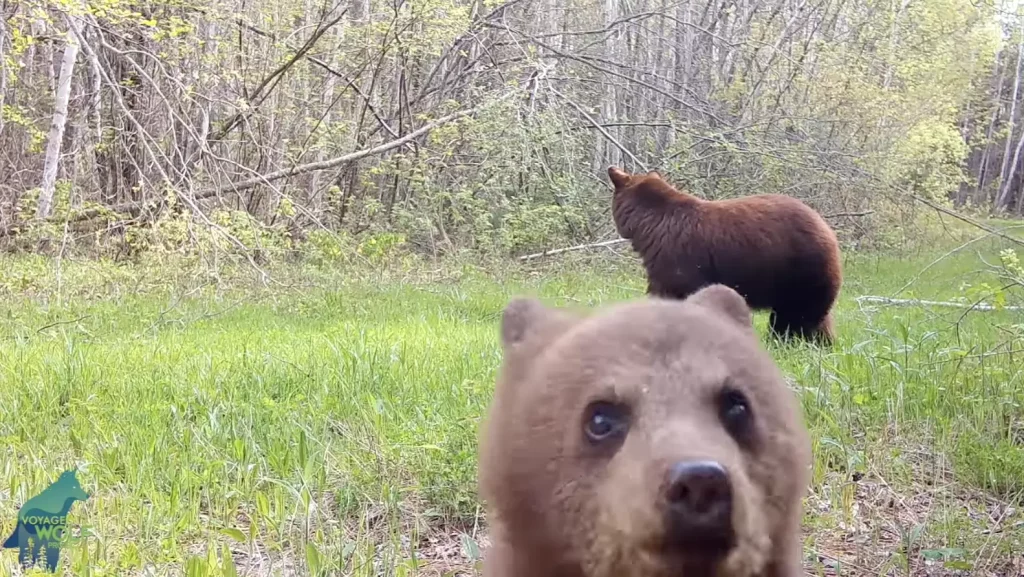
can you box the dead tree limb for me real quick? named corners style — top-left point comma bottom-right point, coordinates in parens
top-left (210, 7), bottom-right (349, 142)
top-left (913, 195), bottom-right (1024, 248)
top-left (855, 296), bottom-right (1024, 312)
top-left (548, 86), bottom-right (648, 172)
top-left (518, 238), bottom-right (630, 261)
top-left (824, 210), bottom-right (874, 218)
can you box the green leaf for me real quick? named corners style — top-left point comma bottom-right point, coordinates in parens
top-left (220, 528), bottom-right (246, 543)
top-left (921, 547), bottom-right (966, 560)
top-left (256, 492), bottom-right (270, 520)
top-left (305, 542), bottom-right (322, 575)
top-left (298, 429), bottom-right (308, 471)
top-left (222, 543), bottom-right (239, 577)
top-left (461, 533), bottom-right (481, 561)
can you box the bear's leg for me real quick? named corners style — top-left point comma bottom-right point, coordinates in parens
top-left (769, 308), bottom-right (832, 345)
top-left (811, 311), bottom-right (836, 345)
top-left (768, 310), bottom-right (795, 342)
top-left (794, 306), bottom-right (835, 345)
top-left (646, 276), bottom-right (691, 299)
top-left (645, 272), bottom-right (706, 301)
top-left (771, 313), bottom-right (800, 342)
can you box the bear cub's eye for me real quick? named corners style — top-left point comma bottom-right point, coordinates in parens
top-left (582, 401), bottom-right (630, 444)
top-left (718, 387), bottom-right (754, 441)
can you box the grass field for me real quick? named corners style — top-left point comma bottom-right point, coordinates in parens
top-left (1, 218), bottom-right (1024, 576)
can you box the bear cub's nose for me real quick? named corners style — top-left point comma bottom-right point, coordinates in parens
top-left (664, 460), bottom-right (734, 550)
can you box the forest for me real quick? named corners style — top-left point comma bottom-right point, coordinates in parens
top-left (0, 0), bottom-right (1020, 258)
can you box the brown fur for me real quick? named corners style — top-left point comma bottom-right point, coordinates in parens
top-left (608, 166), bottom-right (843, 345)
top-left (478, 285), bottom-right (812, 577)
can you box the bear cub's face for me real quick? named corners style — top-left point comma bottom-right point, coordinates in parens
top-left (479, 285), bottom-right (811, 577)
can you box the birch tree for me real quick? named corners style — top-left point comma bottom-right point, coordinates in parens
top-left (996, 19), bottom-right (1024, 208)
top-left (0, 0), bottom-right (1006, 253)
top-left (35, 18), bottom-right (80, 219)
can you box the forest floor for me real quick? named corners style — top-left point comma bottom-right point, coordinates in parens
top-left (1, 218), bottom-right (1024, 576)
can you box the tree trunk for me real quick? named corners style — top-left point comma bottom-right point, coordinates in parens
top-left (1016, 167), bottom-right (1024, 214)
top-left (36, 22), bottom-right (80, 219)
top-left (592, 0), bottom-right (621, 173)
top-left (975, 47), bottom-right (1006, 202)
top-left (998, 114), bottom-right (1024, 210)
top-left (0, 16), bottom-right (7, 136)
top-left (997, 22), bottom-right (1024, 205)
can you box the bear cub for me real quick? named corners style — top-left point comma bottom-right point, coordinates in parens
top-left (478, 284), bottom-right (812, 577)
top-left (608, 166), bottom-right (843, 345)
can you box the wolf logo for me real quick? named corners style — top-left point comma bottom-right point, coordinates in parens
top-left (2, 469), bottom-right (89, 571)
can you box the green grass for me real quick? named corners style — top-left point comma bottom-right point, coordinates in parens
top-left (1, 221), bottom-right (1023, 576)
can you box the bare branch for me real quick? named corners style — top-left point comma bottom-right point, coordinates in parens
top-left (518, 238), bottom-right (629, 261)
top-left (823, 210), bottom-right (874, 218)
top-left (913, 195), bottom-right (1024, 248)
top-left (198, 87), bottom-right (524, 199)
top-left (549, 85), bottom-right (648, 171)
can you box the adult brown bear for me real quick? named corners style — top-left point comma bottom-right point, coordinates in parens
top-left (608, 166), bottom-right (842, 345)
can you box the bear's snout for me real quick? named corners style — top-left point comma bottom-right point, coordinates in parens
top-left (663, 459), bottom-right (735, 553)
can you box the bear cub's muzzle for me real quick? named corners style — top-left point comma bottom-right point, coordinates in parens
top-left (662, 459), bottom-right (736, 556)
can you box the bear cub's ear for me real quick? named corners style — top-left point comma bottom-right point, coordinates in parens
top-left (686, 284), bottom-right (753, 329)
top-left (500, 297), bottom-right (548, 347)
top-left (607, 166), bottom-right (632, 189)
top-left (501, 298), bottom-right (582, 350)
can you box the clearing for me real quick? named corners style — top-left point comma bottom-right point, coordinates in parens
top-left (0, 219), bottom-right (1023, 576)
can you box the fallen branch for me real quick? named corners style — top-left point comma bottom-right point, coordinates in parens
top-left (855, 296), bottom-right (1024, 312)
top-left (824, 210), bottom-right (874, 218)
top-left (518, 238), bottom-right (629, 261)
top-left (36, 315), bottom-right (91, 334)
